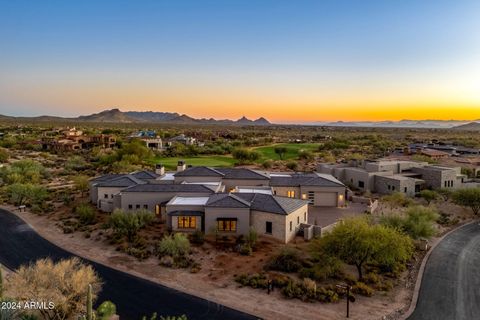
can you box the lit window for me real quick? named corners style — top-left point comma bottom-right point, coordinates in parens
top-left (178, 216), bottom-right (196, 229)
top-left (217, 218), bottom-right (237, 232)
top-left (287, 190), bottom-right (295, 198)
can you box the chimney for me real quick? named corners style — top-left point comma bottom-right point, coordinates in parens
top-left (155, 164), bottom-right (165, 176)
top-left (177, 160), bottom-right (186, 172)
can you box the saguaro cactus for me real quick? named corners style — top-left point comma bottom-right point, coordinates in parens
top-left (86, 284), bottom-right (93, 320)
top-left (0, 264), bottom-right (4, 298)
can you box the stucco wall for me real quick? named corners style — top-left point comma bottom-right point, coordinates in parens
top-left (118, 191), bottom-right (212, 213)
top-left (374, 176), bottom-right (416, 197)
top-left (222, 179), bottom-right (269, 192)
top-left (271, 186), bottom-right (301, 198)
top-left (251, 205), bottom-right (307, 243)
top-left (204, 207), bottom-right (251, 235)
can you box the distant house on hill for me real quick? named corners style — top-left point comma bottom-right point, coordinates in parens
top-left (129, 130), bottom-right (163, 150)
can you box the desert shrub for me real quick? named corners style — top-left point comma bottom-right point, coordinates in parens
top-left (246, 228), bottom-right (258, 248)
top-left (316, 286), bottom-right (339, 303)
top-left (109, 209), bottom-right (155, 242)
top-left (382, 192), bottom-right (414, 208)
top-left (0, 148), bottom-right (8, 163)
top-left (156, 233), bottom-right (190, 259)
top-left (190, 230), bottom-right (205, 245)
top-left (266, 248), bottom-right (304, 273)
top-left (381, 206), bottom-right (439, 239)
top-left (286, 161), bottom-right (298, 171)
top-left (281, 279), bottom-right (319, 302)
top-left (298, 150), bottom-right (314, 161)
top-left (75, 203), bottom-right (96, 225)
top-left (235, 273), bottom-right (268, 289)
top-left (238, 244), bottom-right (252, 256)
top-left (352, 282), bottom-right (374, 297)
top-left (232, 148), bottom-right (261, 164)
top-left (419, 190), bottom-right (438, 204)
top-left (262, 159), bottom-right (273, 169)
top-left (452, 188), bottom-right (480, 215)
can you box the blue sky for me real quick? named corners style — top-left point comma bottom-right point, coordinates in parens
top-left (1, 0), bottom-right (479, 121)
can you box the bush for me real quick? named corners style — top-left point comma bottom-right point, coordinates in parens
top-left (262, 159), bottom-right (273, 169)
top-left (235, 273), bottom-right (268, 289)
top-left (352, 282), bottom-right (374, 297)
top-left (286, 161), bottom-right (298, 171)
top-left (381, 206), bottom-right (439, 240)
top-left (75, 203), bottom-right (96, 225)
top-left (266, 248), bottom-right (304, 273)
top-left (298, 150), bottom-right (314, 161)
top-left (190, 230), bottom-right (205, 245)
top-left (238, 244), bottom-right (252, 256)
top-left (109, 209), bottom-right (155, 242)
top-left (382, 192), bottom-right (414, 208)
top-left (97, 301), bottom-right (117, 320)
top-left (156, 233), bottom-right (190, 259)
top-left (316, 286), bottom-right (339, 303)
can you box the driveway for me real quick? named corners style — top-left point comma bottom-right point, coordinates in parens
top-left (408, 222), bottom-right (480, 320)
top-left (0, 208), bottom-right (258, 320)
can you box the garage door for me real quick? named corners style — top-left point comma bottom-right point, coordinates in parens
top-left (314, 192), bottom-right (337, 207)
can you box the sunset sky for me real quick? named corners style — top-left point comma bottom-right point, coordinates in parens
top-left (1, 0), bottom-right (480, 123)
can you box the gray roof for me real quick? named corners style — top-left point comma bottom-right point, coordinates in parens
top-left (235, 193), bottom-right (309, 215)
top-left (215, 168), bottom-right (270, 180)
top-left (131, 170), bottom-right (159, 180)
top-left (174, 166), bottom-right (224, 177)
top-left (206, 193), bottom-right (251, 208)
top-left (270, 173), bottom-right (344, 187)
top-left (95, 175), bottom-right (145, 188)
top-left (90, 174), bottom-right (124, 183)
top-left (174, 166), bottom-right (270, 180)
top-left (121, 183), bottom-right (215, 193)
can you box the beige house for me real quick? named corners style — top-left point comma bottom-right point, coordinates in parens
top-left (166, 193), bottom-right (309, 243)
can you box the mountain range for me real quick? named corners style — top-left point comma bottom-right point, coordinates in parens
top-left (1, 108), bottom-right (479, 129)
top-left (0, 108), bottom-right (271, 126)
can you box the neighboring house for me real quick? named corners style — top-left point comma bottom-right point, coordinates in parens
top-left (270, 173), bottom-right (346, 207)
top-left (130, 131), bottom-right (163, 150)
top-left (318, 159), bottom-right (465, 196)
top-left (166, 193), bottom-right (309, 243)
top-left (166, 134), bottom-right (197, 146)
top-left (418, 148), bottom-right (450, 160)
top-left (41, 127), bottom-right (116, 151)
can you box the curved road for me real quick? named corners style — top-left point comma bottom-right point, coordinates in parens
top-left (408, 222), bottom-right (480, 320)
top-left (0, 209), bottom-right (258, 320)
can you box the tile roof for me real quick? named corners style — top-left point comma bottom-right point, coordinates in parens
top-left (130, 170), bottom-right (159, 180)
top-left (215, 168), bottom-right (270, 180)
top-left (90, 174), bottom-right (124, 183)
top-left (121, 183), bottom-right (216, 193)
top-left (270, 173), bottom-right (344, 187)
top-left (234, 193), bottom-right (309, 215)
top-left (173, 166), bottom-right (224, 177)
top-left (206, 193), bottom-right (251, 208)
top-left (95, 175), bottom-right (145, 188)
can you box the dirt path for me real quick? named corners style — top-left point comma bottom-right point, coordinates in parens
top-left (2, 205), bottom-right (411, 320)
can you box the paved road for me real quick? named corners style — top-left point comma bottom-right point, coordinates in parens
top-left (0, 209), bottom-right (258, 320)
top-left (408, 222), bottom-right (480, 320)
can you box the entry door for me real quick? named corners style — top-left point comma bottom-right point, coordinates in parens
top-left (265, 221), bottom-right (272, 234)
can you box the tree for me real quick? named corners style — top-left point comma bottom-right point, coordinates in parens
top-left (0, 160), bottom-right (47, 184)
top-left (452, 188), bottom-right (480, 215)
top-left (274, 146), bottom-right (288, 160)
top-left (5, 258), bottom-right (102, 320)
top-left (313, 217), bottom-right (413, 280)
top-left (6, 183), bottom-right (48, 206)
top-left (109, 209), bottom-right (155, 242)
top-left (73, 175), bottom-right (90, 197)
top-left (232, 148), bottom-right (260, 164)
top-left (381, 206), bottom-right (439, 240)
top-left (419, 190), bottom-right (438, 205)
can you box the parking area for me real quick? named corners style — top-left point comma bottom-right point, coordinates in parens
top-left (307, 202), bottom-right (368, 227)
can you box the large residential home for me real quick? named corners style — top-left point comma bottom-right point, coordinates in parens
top-left (89, 162), bottom-right (347, 242)
top-left (166, 193), bottom-right (309, 243)
top-left (270, 172), bottom-right (346, 207)
top-left (318, 159), bottom-right (466, 196)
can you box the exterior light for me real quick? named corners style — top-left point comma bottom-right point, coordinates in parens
top-left (301, 194), bottom-right (307, 199)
